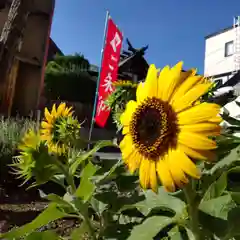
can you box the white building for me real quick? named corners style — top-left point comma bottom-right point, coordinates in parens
top-left (204, 16), bottom-right (240, 85)
top-left (204, 17), bottom-right (240, 130)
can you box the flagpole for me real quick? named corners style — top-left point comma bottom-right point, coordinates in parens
top-left (88, 10), bottom-right (110, 149)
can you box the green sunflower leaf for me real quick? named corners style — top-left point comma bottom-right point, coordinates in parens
top-left (75, 161), bottom-right (98, 201)
top-left (199, 193), bottom-right (236, 220)
top-left (69, 140), bottom-right (114, 175)
top-left (127, 216), bottom-right (174, 240)
top-left (121, 188), bottom-right (186, 218)
top-left (185, 227), bottom-right (195, 240)
top-left (71, 221), bottom-right (89, 240)
top-left (207, 144), bottom-right (240, 175)
top-left (199, 204), bottom-right (240, 238)
top-left (168, 226), bottom-right (182, 240)
top-left (231, 191), bottom-right (240, 204)
top-left (25, 230), bottom-right (59, 240)
top-left (201, 171), bottom-right (227, 201)
top-left (226, 207), bottom-right (240, 237)
top-left (228, 166), bottom-right (240, 192)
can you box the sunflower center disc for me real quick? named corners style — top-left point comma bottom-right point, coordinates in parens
top-left (130, 97), bottom-right (178, 160)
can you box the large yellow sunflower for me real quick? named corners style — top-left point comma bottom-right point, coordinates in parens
top-left (40, 102), bottom-right (74, 155)
top-left (119, 62), bottom-right (222, 192)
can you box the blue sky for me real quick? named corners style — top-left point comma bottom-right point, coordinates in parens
top-left (51, 0), bottom-right (240, 73)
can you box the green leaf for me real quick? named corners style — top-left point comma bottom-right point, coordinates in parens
top-left (227, 207), bottom-right (240, 237)
top-left (75, 161), bottom-right (97, 201)
top-left (227, 166), bottom-right (240, 192)
top-left (94, 159), bottom-right (122, 184)
top-left (200, 206), bottom-right (240, 239)
top-left (127, 216), bottom-right (174, 240)
top-left (168, 226), bottom-right (182, 240)
top-left (231, 192), bottom-right (240, 204)
top-left (25, 230), bottom-right (59, 240)
top-left (123, 188), bottom-right (186, 217)
top-left (202, 172), bottom-right (227, 201)
top-left (199, 194), bottom-right (236, 220)
top-left (96, 190), bottom-right (144, 214)
top-left (71, 221), bottom-right (88, 240)
top-left (185, 228), bottom-right (195, 240)
top-left (70, 140), bottom-right (114, 175)
top-left (90, 197), bottom-right (108, 215)
top-left (102, 223), bottom-right (136, 240)
top-left (0, 203), bottom-right (68, 239)
top-left (208, 145), bottom-right (240, 174)
top-left (51, 174), bottom-right (66, 189)
top-left (199, 211), bottom-right (228, 238)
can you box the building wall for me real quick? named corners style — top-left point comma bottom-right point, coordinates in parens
top-left (0, 0), bottom-right (56, 116)
top-left (204, 28), bottom-right (235, 77)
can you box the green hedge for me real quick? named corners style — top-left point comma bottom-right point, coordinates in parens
top-left (44, 71), bottom-right (96, 103)
top-left (44, 53), bottom-right (96, 104)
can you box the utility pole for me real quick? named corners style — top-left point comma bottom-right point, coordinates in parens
top-left (0, 0), bottom-right (32, 115)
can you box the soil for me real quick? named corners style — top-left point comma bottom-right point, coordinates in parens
top-left (0, 180), bottom-right (79, 237)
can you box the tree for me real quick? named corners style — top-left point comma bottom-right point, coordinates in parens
top-left (44, 53), bottom-right (96, 104)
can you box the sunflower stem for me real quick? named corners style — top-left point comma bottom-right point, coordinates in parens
top-left (183, 181), bottom-right (201, 240)
top-left (52, 156), bottom-right (76, 193)
top-left (83, 212), bottom-right (97, 240)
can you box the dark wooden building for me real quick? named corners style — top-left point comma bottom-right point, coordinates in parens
top-left (0, 0), bottom-right (57, 116)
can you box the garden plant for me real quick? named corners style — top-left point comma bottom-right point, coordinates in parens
top-left (0, 62), bottom-right (240, 240)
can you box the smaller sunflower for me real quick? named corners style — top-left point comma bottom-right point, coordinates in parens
top-left (11, 129), bottom-right (51, 185)
top-left (40, 103), bottom-right (80, 155)
top-left (113, 80), bottom-right (138, 88)
top-left (18, 128), bottom-right (41, 152)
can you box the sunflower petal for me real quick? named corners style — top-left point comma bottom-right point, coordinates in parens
top-left (136, 82), bottom-right (147, 103)
top-left (149, 161), bottom-right (158, 192)
top-left (157, 65), bottom-right (170, 99)
top-left (44, 108), bottom-right (53, 123)
top-left (178, 103), bottom-right (221, 125)
top-left (63, 106), bottom-right (73, 116)
top-left (120, 100), bottom-right (137, 126)
top-left (52, 104), bottom-right (57, 116)
top-left (167, 150), bottom-right (189, 187)
top-left (157, 158), bottom-right (175, 192)
top-left (57, 103), bottom-right (66, 115)
top-left (173, 83), bottom-right (212, 112)
top-left (139, 158), bottom-right (151, 189)
top-left (119, 135), bottom-right (133, 155)
top-left (175, 148), bottom-right (201, 179)
top-left (180, 122), bottom-right (221, 132)
top-left (179, 144), bottom-right (216, 161)
top-left (144, 64), bottom-right (159, 97)
top-left (171, 75), bottom-right (203, 101)
top-left (178, 131), bottom-right (217, 150)
top-left (41, 121), bottom-right (52, 129)
top-left (158, 62), bottom-right (183, 101)
top-left (122, 126), bottom-right (129, 135)
top-left (209, 116), bottom-right (222, 124)
top-left (128, 152), bottom-right (142, 174)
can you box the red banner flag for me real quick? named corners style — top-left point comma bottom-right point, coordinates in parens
top-left (95, 17), bottom-right (123, 127)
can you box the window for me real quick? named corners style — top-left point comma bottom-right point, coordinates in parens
top-left (225, 41), bottom-right (234, 57)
